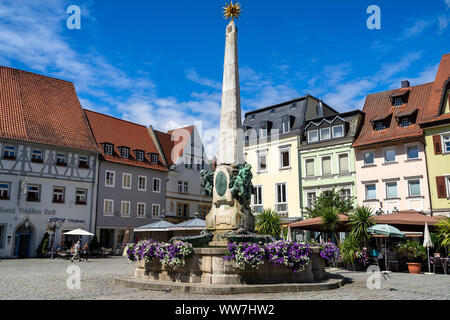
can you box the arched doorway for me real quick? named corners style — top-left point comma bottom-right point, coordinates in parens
top-left (14, 224), bottom-right (33, 258)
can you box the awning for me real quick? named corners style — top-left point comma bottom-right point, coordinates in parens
top-left (370, 113), bottom-right (392, 122)
top-left (374, 210), bottom-right (444, 226)
top-left (289, 213), bottom-right (350, 232)
top-left (395, 108), bottom-right (418, 119)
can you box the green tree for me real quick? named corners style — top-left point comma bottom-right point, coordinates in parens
top-left (305, 188), bottom-right (354, 218)
top-left (347, 206), bottom-right (376, 247)
top-left (320, 207), bottom-right (341, 244)
top-left (255, 208), bottom-right (282, 238)
top-left (340, 234), bottom-right (359, 265)
top-left (436, 217), bottom-right (450, 248)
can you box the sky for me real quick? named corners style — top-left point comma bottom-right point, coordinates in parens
top-left (0, 0), bottom-right (449, 158)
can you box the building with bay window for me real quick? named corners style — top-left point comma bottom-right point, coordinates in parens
top-left (300, 110), bottom-right (364, 216)
top-left (243, 96), bottom-right (338, 218)
top-left (0, 66), bottom-right (99, 258)
top-left (353, 80), bottom-right (432, 215)
top-left (84, 110), bottom-right (168, 250)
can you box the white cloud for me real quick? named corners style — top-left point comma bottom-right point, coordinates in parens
top-left (185, 68), bottom-right (221, 90)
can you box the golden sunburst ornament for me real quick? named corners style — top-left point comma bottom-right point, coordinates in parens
top-left (223, 1), bottom-right (242, 21)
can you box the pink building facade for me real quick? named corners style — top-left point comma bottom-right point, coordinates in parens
top-left (354, 140), bottom-right (432, 214)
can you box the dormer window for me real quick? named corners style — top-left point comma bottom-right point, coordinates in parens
top-left (136, 150), bottom-right (144, 162)
top-left (393, 97), bottom-right (403, 106)
top-left (149, 153), bottom-right (159, 164)
top-left (332, 125), bottom-right (344, 138)
top-left (375, 122), bottom-right (386, 131)
top-left (307, 130), bottom-right (319, 143)
top-left (259, 128), bottom-right (267, 138)
top-left (121, 147), bottom-right (129, 159)
top-left (282, 120), bottom-right (290, 133)
top-left (250, 114), bottom-right (256, 121)
top-left (104, 144), bottom-right (113, 155)
top-left (399, 118), bottom-right (412, 127)
top-left (320, 128), bottom-right (331, 140)
top-left (291, 102), bottom-right (297, 109)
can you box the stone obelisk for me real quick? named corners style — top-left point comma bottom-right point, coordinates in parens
top-left (218, 19), bottom-right (244, 165)
top-left (205, 3), bottom-right (255, 246)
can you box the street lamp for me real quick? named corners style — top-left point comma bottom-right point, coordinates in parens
top-left (47, 218), bottom-right (65, 259)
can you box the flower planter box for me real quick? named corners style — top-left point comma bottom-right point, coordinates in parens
top-left (135, 247), bottom-right (326, 285)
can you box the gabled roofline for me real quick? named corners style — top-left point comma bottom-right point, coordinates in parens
top-left (304, 110), bottom-right (364, 129)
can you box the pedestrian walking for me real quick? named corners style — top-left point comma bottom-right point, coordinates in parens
top-left (82, 242), bottom-right (89, 262)
top-left (71, 241), bottom-right (81, 262)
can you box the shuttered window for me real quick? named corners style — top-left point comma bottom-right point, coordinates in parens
top-left (433, 135), bottom-right (442, 155)
top-left (339, 154), bottom-right (349, 173)
top-left (321, 156), bottom-right (331, 176)
top-left (436, 176), bottom-right (448, 199)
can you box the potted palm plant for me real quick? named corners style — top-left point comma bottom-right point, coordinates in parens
top-left (398, 241), bottom-right (426, 274)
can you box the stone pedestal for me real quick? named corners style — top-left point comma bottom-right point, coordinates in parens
top-left (135, 247), bottom-right (326, 285)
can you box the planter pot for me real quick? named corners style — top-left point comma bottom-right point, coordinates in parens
top-left (407, 262), bottom-right (422, 274)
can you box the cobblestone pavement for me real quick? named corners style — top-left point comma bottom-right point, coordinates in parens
top-left (1, 257), bottom-right (449, 300)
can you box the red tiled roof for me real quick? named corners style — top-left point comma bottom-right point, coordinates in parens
top-left (419, 53), bottom-right (450, 126)
top-left (154, 130), bottom-right (175, 166)
top-left (84, 110), bottom-right (168, 172)
top-left (353, 82), bottom-right (432, 148)
top-left (0, 66), bottom-right (98, 151)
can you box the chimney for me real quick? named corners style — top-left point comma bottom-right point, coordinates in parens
top-left (401, 80), bottom-right (410, 88)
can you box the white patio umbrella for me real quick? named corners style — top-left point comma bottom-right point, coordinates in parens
top-left (423, 222), bottom-right (433, 273)
top-left (286, 225), bottom-right (292, 242)
top-left (63, 228), bottom-right (95, 236)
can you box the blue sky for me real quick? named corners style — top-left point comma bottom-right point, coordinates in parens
top-left (0, 0), bottom-right (449, 157)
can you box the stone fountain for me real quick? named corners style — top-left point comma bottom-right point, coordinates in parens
top-left (116, 4), bottom-right (337, 294)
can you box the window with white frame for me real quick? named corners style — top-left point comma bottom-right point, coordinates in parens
top-left (332, 125), bottom-right (344, 138)
top-left (305, 158), bottom-right (315, 177)
top-left (338, 153), bottom-right (349, 174)
top-left (340, 188), bottom-right (352, 201)
top-left (443, 135), bottom-right (450, 154)
top-left (121, 147), bottom-right (129, 159)
top-left (408, 180), bottom-right (421, 197)
top-left (56, 152), bottom-right (67, 165)
top-left (183, 181), bottom-right (188, 194)
top-left (27, 185), bottom-right (40, 202)
top-left (280, 148), bottom-right (290, 169)
top-left (52, 187), bottom-right (65, 203)
top-left (384, 149), bottom-right (396, 163)
top-left (75, 189), bottom-right (87, 205)
top-left (105, 171), bottom-right (115, 187)
top-left (253, 185), bottom-right (263, 212)
top-left (79, 155), bottom-right (89, 168)
top-left (177, 181), bottom-right (183, 193)
top-left (386, 182), bottom-right (398, 199)
top-left (153, 178), bottom-right (161, 193)
top-left (321, 156), bottom-right (332, 176)
top-left (150, 153), bottom-right (158, 164)
top-left (307, 130), bottom-right (318, 143)
top-left (122, 173), bottom-right (132, 189)
top-left (152, 204), bottom-right (160, 217)
top-left (306, 192), bottom-right (316, 208)
top-left (363, 151), bottom-right (374, 165)
top-left (282, 120), bottom-right (290, 133)
top-left (3, 145), bottom-right (16, 159)
top-left (407, 145), bottom-right (419, 160)
top-left (257, 152), bottom-right (267, 172)
top-left (0, 182), bottom-right (10, 200)
top-left (136, 151), bottom-right (144, 162)
top-left (447, 177), bottom-right (450, 197)
top-left (31, 149), bottom-right (43, 161)
top-left (320, 128), bottom-right (331, 140)
top-left (275, 183), bottom-right (287, 213)
top-left (365, 184), bottom-right (376, 200)
top-left (104, 144), bottom-right (113, 155)
top-left (259, 128), bottom-right (267, 139)
top-left (138, 176), bottom-right (147, 191)
top-left (137, 202), bottom-right (146, 217)
top-left (103, 199), bottom-right (114, 215)
top-left (121, 201), bottom-right (131, 217)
